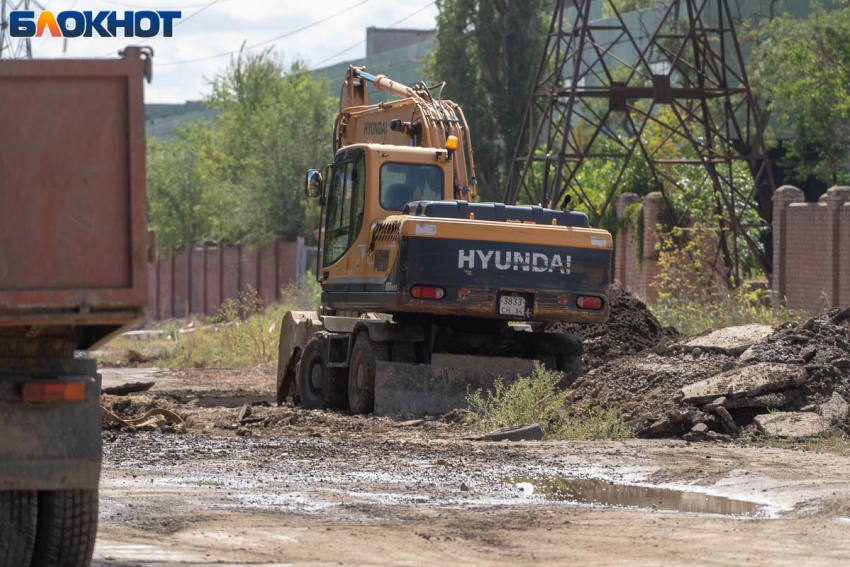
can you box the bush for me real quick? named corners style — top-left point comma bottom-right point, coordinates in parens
top-left (466, 362), bottom-right (633, 441)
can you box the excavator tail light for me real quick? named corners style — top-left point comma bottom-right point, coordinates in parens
top-left (410, 285), bottom-right (445, 300)
top-left (445, 135), bottom-right (458, 150)
top-left (576, 296), bottom-right (603, 310)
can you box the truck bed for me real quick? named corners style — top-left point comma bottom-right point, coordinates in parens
top-left (0, 49), bottom-right (152, 350)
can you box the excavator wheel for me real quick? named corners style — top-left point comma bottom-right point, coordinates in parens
top-left (390, 342), bottom-right (417, 363)
top-left (348, 332), bottom-right (388, 414)
top-left (297, 333), bottom-right (347, 410)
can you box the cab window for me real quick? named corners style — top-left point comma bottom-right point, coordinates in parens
top-left (323, 150), bottom-right (366, 267)
top-left (379, 163), bottom-right (443, 211)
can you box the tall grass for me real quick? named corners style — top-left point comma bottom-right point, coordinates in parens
top-left (157, 275), bottom-right (321, 369)
top-left (466, 362), bottom-right (632, 441)
top-left (649, 223), bottom-right (800, 335)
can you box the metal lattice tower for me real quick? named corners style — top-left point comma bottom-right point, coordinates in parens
top-left (1, 0), bottom-right (43, 59)
top-left (505, 0), bottom-right (776, 280)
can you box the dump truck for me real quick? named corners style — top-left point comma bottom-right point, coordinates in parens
top-left (0, 48), bottom-right (153, 567)
top-left (277, 67), bottom-right (612, 416)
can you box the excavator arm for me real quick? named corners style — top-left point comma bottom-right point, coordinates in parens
top-left (335, 66), bottom-right (478, 200)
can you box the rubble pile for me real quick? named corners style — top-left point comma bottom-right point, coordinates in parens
top-left (550, 289), bottom-right (677, 369)
top-left (569, 306), bottom-right (850, 440)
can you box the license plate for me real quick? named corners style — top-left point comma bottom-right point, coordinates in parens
top-left (499, 295), bottom-right (528, 317)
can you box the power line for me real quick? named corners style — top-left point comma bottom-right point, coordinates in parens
top-left (158, 0), bottom-right (369, 67)
top-left (310, 0), bottom-right (435, 70)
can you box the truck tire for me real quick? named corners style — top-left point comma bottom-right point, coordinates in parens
top-left (348, 332), bottom-right (388, 414)
top-left (31, 490), bottom-right (98, 567)
top-left (0, 490), bottom-right (37, 567)
top-left (297, 334), bottom-right (346, 410)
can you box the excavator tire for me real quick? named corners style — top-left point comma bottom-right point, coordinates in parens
top-left (297, 333), bottom-right (347, 410)
top-left (348, 332), bottom-right (388, 414)
top-left (390, 342), bottom-right (417, 363)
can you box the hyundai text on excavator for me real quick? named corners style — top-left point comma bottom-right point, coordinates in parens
top-left (276, 67), bottom-right (613, 416)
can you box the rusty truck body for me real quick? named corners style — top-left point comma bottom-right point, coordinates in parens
top-left (0, 48), bottom-right (153, 567)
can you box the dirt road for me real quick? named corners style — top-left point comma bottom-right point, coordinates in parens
top-left (92, 368), bottom-right (850, 566)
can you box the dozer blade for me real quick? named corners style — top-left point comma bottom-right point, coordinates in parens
top-left (373, 354), bottom-right (536, 416)
top-left (276, 310), bottom-right (323, 405)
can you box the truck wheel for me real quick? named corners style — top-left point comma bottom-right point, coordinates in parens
top-left (297, 334), bottom-right (346, 410)
top-left (31, 490), bottom-right (98, 567)
top-left (348, 332), bottom-right (388, 414)
top-left (0, 490), bottom-right (37, 567)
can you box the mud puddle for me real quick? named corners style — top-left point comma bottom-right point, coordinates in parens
top-left (511, 476), bottom-right (764, 517)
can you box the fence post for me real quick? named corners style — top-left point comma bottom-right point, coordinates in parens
top-left (772, 186), bottom-right (805, 302)
top-left (822, 186), bottom-right (850, 307)
top-left (614, 192), bottom-right (640, 291)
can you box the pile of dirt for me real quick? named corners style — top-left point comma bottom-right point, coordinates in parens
top-left (549, 289), bottom-right (677, 369)
top-left (568, 307), bottom-right (850, 440)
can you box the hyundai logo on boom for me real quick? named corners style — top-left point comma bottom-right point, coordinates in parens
top-left (10, 10), bottom-right (182, 38)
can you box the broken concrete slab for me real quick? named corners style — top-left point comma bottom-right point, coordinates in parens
top-left (681, 362), bottom-right (807, 405)
top-left (754, 412), bottom-right (831, 439)
top-left (820, 392), bottom-right (849, 425)
top-left (374, 354), bottom-right (535, 416)
top-left (685, 324), bottom-right (773, 355)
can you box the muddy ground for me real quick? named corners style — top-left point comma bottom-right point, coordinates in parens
top-left (93, 367), bottom-right (850, 566)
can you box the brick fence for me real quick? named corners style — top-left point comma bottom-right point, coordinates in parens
top-left (615, 186), bottom-right (850, 312)
top-left (772, 186), bottom-right (850, 311)
top-left (146, 235), bottom-right (307, 319)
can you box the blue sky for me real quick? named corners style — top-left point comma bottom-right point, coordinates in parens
top-left (30, 0), bottom-right (439, 103)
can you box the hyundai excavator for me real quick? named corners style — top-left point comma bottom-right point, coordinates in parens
top-left (276, 67), bottom-right (612, 415)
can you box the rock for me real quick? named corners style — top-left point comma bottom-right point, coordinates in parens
top-left (436, 458), bottom-right (449, 466)
top-left (236, 427), bottom-right (252, 437)
top-left (237, 403), bottom-right (252, 423)
top-left (460, 482), bottom-right (471, 491)
top-left (739, 346), bottom-right (758, 361)
top-left (723, 392), bottom-right (795, 410)
top-left (713, 406), bottom-right (739, 436)
top-left (705, 431), bottom-right (733, 442)
top-left (653, 338), bottom-right (671, 355)
top-left (690, 422), bottom-right (709, 434)
top-left (692, 347), bottom-right (703, 357)
top-left (832, 358), bottom-right (850, 371)
top-left (754, 412), bottom-right (830, 439)
top-left (681, 362), bottom-right (807, 404)
top-left (102, 381), bottom-right (155, 396)
top-left (820, 392), bottom-right (850, 425)
top-left (703, 397), bottom-right (727, 411)
top-left (685, 324), bottom-right (773, 355)
top-left (289, 414), bottom-right (299, 425)
top-left (803, 317), bottom-right (816, 331)
top-left (647, 419), bottom-right (674, 437)
top-left (394, 419), bottom-right (425, 427)
top-left (800, 347), bottom-right (817, 362)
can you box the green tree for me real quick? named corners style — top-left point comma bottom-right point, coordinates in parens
top-left (424, 0), bottom-right (549, 201)
top-left (146, 49), bottom-right (334, 252)
top-left (749, 3), bottom-right (850, 184)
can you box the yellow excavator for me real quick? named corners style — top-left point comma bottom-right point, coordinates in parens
top-left (276, 67), bottom-right (612, 415)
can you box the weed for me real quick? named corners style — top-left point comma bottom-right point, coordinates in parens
top-left (738, 425), bottom-right (850, 453)
top-left (550, 406), bottom-right (633, 441)
top-left (466, 362), bottom-right (633, 441)
top-left (649, 221), bottom-right (801, 334)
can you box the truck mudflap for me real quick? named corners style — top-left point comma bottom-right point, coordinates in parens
top-left (0, 359), bottom-right (101, 491)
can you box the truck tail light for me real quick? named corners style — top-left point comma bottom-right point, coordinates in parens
top-left (576, 295), bottom-right (603, 310)
top-left (22, 382), bottom-right (86, 402)
top-left (410, 285), bottom-right (445, 300)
